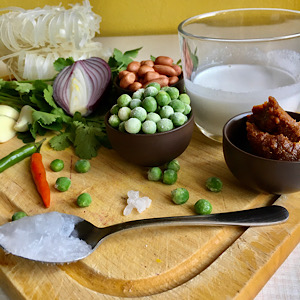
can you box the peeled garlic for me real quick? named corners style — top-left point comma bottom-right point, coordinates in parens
top-left (0, 105), bottom-right (19, 120)
top-left (14, 105), bottom-right (34, 132)
top-left (0, 115), bottom-right (17, 143)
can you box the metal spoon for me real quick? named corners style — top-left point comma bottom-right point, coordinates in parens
top-left (0, 205), bottom-right (289, 264)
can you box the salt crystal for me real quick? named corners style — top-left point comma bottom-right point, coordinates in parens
top-left (123, 190), bottom-right (152, 216)
top-left (0, 212), bottom-right (93, 263)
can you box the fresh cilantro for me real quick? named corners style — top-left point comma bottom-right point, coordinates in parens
top-left (53, 57), bottom-right (75, 72)
top-left (48, 132), bottom-right (72, 151)
top-left (108, 47), bottom-right (142, 80)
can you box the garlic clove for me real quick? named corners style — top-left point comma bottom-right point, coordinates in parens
top-left (0, 105), bottom-right (19, 121)
top-left (0, 115), bottom-right (17, 143)
top-left (14, 105), bottom-right (34, 132)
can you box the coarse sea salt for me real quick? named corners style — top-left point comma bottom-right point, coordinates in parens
top-left (0, 212), bottom-right (92, 263)
top-left (123, 190), bottom-right (152, 216)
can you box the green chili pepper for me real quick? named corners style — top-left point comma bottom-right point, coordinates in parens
top-left (0, 139), bottom-right (45, 173)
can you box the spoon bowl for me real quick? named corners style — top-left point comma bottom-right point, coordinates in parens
top-left (0, 205), bottom-right (289, 264)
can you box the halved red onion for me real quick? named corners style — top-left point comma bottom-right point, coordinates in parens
top-left (53, 57), bottom-right (111, 116)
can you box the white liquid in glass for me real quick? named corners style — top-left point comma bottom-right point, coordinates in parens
top-left (186, 64), bottom-right (300, 139)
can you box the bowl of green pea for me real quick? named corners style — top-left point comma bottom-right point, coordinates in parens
top-left (105, 84), bottom-right (194, 166)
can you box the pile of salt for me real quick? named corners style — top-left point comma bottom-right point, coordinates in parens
top-left (123, 190), bottom-right (152, 216)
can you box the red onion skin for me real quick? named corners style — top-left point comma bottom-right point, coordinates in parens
top-left (53, 57), bottom-right (111, 116)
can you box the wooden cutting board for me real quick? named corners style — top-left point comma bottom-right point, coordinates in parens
top-left (0, 127), bottom-right (299, 300)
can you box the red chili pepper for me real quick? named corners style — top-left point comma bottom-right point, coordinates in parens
top-left (30, 153), bottom-right (50, 208)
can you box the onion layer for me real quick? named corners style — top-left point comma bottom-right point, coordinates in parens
top-left (53, 57), bottom-right (111, 117)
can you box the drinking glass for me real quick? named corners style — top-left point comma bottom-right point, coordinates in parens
top-left (178, 8), bottom-right (300, 142)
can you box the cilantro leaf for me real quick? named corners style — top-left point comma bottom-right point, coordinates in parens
top-left (49, 132), bottom-right (72, 151)
top-left (53, 57), bottom-right (75, 72)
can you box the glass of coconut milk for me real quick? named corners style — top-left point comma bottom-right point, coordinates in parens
top-left (178, 8), bottom-right (300, 142)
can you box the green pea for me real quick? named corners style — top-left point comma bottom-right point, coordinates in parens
top-left (130, 106), bottom-right (147, 122)
top-left (166, 87), bottom-right (180, 100)
top-left (77, 193), bottom-right (92, 207)
top-left (75, 159), bottom-right (91, 173)
top-left (142, 96), bottom-right (157, 113)
top-left (146, 82), bottom-right (161, 91)
top-left (194, 199), bottom-right (212, 215)
top-left (144, 86), bottom-right (159, 97)
top-left (146, 112), bottom-right (161, 123)
top-left (118, 121), bottom-right (126, 132)
top-left (169, 99), bottom-right (185, 113)
top-left (129, 98), bottom-right (142, 109)
top-left (50, 159), bottom-right (64, 172)
top-left (159, 105), bottom-right (174, 118)
top-left (157, 118), bottom-right (174, 132)
top-left (142, 120), bottom-right (157, 134)
top-left (110, 104), bottom-right (120, 115)
top-left (108, 114), bottom-right (121, 128)
top-left (171, 188), bottom-right (189, 205)
top-left (179, 93), bottom-right (191, 105)
top-left (12, 211), bottom-right (27, 221)
top-left (170, 112), bottom-right (187, 127)
top-left (148, 166), bottom-right (163, 181)
top-left (166, 159), bottom-right (180, 172)
top-left (125, 118), bottom-right (142, 134)
top-left (55, 177), bottom-right (71, 192)
top-left (155, 90), bottom-right (171, 106)
top-left (206, 177), bottom-right (223, 192)
top-left (163, 169), bottom-right (177, 185)
top-left (117, 94), bottom-right (132, 107)
top-left (132, 88), bottom-right (145, 99)
top-left (183, 104), bottom-right (192, 115)
top-left (118, 106), bottom-right (131, 121)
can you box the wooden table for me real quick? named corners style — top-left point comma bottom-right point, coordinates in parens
top-left (0, 35), bottom-right (299, 299)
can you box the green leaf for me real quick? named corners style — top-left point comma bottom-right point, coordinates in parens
top-left (43, 85), bottom-right (58, 109)
top-left (112, 48), bottom-right (124, 64)
top-left (53, 57), bottom-right (75, 72)
top-left (49, 132), bottom-right (72, 151)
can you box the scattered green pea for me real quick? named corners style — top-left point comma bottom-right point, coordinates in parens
top-left (171, 188), bottom-right (189, 205)
top-left (166, 159), bottom-right (180, 172)
top-left (55, 177), bottom-right (71, 192)
top-left (142, 96), bottom-right (157, 113)
top-left (117, 94), bottom-right (132, 107)
top-left (206, 177), bottom-right (223, 192)
top-left (194, 199), bottom-right (212, 215)
top-left (147, 166), bottom-right (163, 181)
top-left (77, 193), bottom-right (92, 207)
top-left (50, 159), bottom-right (64, 172)
top-left (108, 114), bottom-right (121, 128)
top-left (142, 120), bottom-right (157, 134)
top-left (155, 90), bottom-right (171, 106)
top-left (125, 118), bottom-right (142, 134)
top-left (12, 211), bottom-right (27, 221)
top-left (157, 118), bottom-right (174, 132)
top-left (75, 159), bottom-right (91, 173)
top-left (163, 169), bottom-right (177, 185)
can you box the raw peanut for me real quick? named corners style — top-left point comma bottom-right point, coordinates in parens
top-left (141, 60), bottom-right (154, 67)
top-left (154, 56), bottom-right (173, 66)
top-left (127, 61), bottom-right (141, 72)
top-left (138, 65), bottom-right (155, 77)
top-left (143, 76), bottom-right (169, 88)
top-left (153, 64), bottom-right (177, 77)
top-left (118, 70), bottom-right (130, 79)
top-left (169, 76), bottom-right (179, 86)
top-left (119, 72), bottom-right (136, 89)
top-left (172, 64), bottom-right (182, 76)
top-left (128, 82), bottom-right (143, 91)
top-left (144, 71), bottom-right (160, 82)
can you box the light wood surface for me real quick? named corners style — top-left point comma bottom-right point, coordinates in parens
top-left (0, 127), bottom-right (299, 299)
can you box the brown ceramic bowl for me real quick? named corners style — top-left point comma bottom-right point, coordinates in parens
top-left (223, 111), bottom-right (300, 194)
top-left (105, 111), bottom-right (194, 167)
top-left (113, 75), bottom-right (185, 97)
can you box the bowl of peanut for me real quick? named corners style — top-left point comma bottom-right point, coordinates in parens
top-left (113, 55), bottom-right (184, 96)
